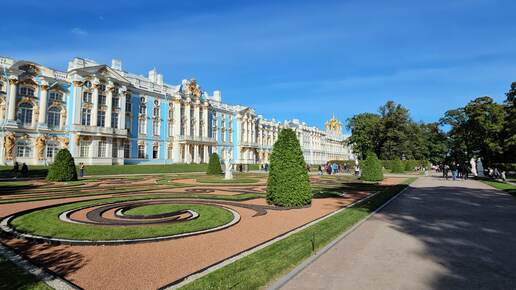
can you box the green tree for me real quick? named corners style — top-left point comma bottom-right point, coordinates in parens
top-left (360, 153), bottom-right (384, 182)
top-left (504, 83), bottom-right (516, 162)
top-left (390, 158), bottom-right (404, 173)
top-left (378, 101), bottom-right (412, 160)
top-left (266, 128), bottom-right (311, 207)
top-left (46, 149), bottom-right (78, 181)
top-left (420, 123), bottom-right (448, 165)
top-left (346, 113), bottom-right (382, 160)
top-left (207, 153), bottom-right (223, 175)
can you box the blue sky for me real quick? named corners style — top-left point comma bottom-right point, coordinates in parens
top-left (2, 0), bottom-right (516, 131)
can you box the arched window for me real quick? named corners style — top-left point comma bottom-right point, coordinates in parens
top-left (16, 140), bottom-right (32, 158)
top-left (49, 91), bottom-right (63, 101)
top-left (18, 103), bottom-right (33, 125)
top-left (47, 107), bottom-right (61, 128)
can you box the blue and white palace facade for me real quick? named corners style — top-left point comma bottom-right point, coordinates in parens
top-left (0, 56), bottom-right (354, 166)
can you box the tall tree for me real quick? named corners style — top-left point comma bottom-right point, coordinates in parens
top-left (504, 82), bottom-right (516, 162)
top-left (346, 113), bottom-right (381, 159)
top-left (378, 101), bottom-right (412, 160)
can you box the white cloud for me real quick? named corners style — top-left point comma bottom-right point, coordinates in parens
top-left (71, 27), bottom-right (88, 36)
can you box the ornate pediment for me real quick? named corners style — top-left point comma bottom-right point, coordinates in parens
top-left (180, 79), bottom-right (202, 98)
top-left (71, 65), bottom-right (130, 85)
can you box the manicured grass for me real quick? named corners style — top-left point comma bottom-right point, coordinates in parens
top-left (196, 175), bottom-right (261, 184)
top-left (481, 179), bottom-right (516, 196)
top-left (11, 198), bottom-right (234, 240)
top-left (179, 177), bottom-right (417, 290)
top-left (0, 256), bottom-right (52, 290)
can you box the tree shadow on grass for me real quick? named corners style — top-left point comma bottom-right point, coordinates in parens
top-left (381, 185), bottom-right (516, 289)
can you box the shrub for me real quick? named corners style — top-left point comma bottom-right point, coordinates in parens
top-left (361, 153), bottom-right (384, 182)
top-left (266, 128), bottom-right (311, 207)
top-left (46, 149), bottom-right (78, 182)
top-left (207, 153), bottom-right (223, 175)
top-left (390, 158), bottom-right (405, 173)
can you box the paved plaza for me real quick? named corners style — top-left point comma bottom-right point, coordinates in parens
top-left (277, 176), bottom-right (516, 290)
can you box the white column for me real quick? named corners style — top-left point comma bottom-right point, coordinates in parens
top-left (203, 145), bottom-right (209, 163)
top-left (38, 81), bottom-right (49, 126)
top-left (7, 77), bottom-right (18, 121)
top-left (120, 91), bottom-right (127, 129)
top-left (184, 100), bottom-right (191, 137)
top-left (193, 144), bottom-right (199, 163)
top-left (194, 101), bottom-right (200, 137)
top-left (72, 81), bottom-right (83, 125)
top-left (91, 84), bottom-right (99, 126)
top-left (105, 84), bottom-right (113, 128)
top-left (202, 103), bottom-right (208, 138)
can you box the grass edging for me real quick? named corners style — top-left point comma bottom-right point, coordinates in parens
top-left (479, 179), bottom-right (516, 196)
top-left (173, 177), bottom-right (417, 290)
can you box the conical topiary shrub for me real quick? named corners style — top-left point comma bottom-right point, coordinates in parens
top-left (360, 153), bottom-right (384, 182)
top-left (207, 153), bottom-right (223, 175)
top-left (390, 158), bottom-right (405, 173)
top-left (46, 149), bottom-right (78, 181)
top-left (266, 128), bottom-right (311, 207)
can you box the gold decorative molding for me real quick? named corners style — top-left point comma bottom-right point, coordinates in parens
top-left (35, 135), bottom-right (46, 160)
top-left (3, 132), bottom-right (15, 160)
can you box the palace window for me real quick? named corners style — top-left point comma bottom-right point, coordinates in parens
top-left (152, 145), bottom-right (159, 159)
top-left (124, 142), bottom-right (130, 158)
top-left (139, 118), bottom-right (146, 134)
top-left (153, 120), bottom-right (159, 136)
top-left (138, 144), bottom-right (145, 159)
top-left (46, 142), bottom-right (59, 159)
top-left (153, 106), bottom-right (159, 117)
top-left (112, 112), bottom-right (119, 129)
top-left (112, 141), bottom-right (118, 158)
top-left (81, 108), bottom-right (91, 126)
top-left (79, 141), bottom-right (90, 157)
top-left (83, 92), bottom-right (92, 103)
top-left (16, 141), bottom-right (32, 158)
top-left (112, 97), bottom-right (119, 108)
top-left (84, 81), bottom-right (92, 88)
top-left (99, 84), bottom-right (106, 92)
top-left (98, 94), bottom-right (106, 107)
top-left (19, 87), bottom-right (34, 97)
top-left (125, 97), bottom-right (132, 112)
top-left (47, 107), bottom-right (61, 128)
top-left (18, 103), bottom-right (33, 125)
top-left (126, 117), bottom-right (131, 133)
top-left (49, 91), bottom-right (62, 102)
top-left (0, 82), bottom-right (3, 92)
top-left (97, 111), bottom-right (106, 127)
top-left (139, 104), bottom-right (147, 115)
top-left (98, 141), bottom-right (107, 158)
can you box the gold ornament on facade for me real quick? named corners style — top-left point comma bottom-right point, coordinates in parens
top-left (60, 137), bottom-right (69, 149)
top-left (35, 135), bottom-right (47, 160)
top-left (73, 80), bottom-right (84, 87)
top-left (188, 79), bottom-right (202, 97)
top-left (8, 78), bottom-right (18, 85)
top-left (4, 132), bottom-right (15, 160)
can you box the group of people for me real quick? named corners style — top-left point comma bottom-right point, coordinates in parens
top-left (11, 162), bottom-right (29, 178)
top-left (487, 167), bottom-right (507, 182)
top-left (318, 162), bottom-right (348, 175)
top-left (441, 162), bottom-right (470, 181)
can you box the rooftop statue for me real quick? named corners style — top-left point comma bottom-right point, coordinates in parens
top-left (325, 114), bottom-right (342, 134)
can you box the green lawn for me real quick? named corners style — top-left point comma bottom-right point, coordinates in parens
top-left (0, 256), bottom-right (52, 290)
top-left (180, 177), bottom-right (417, 290)
top-left (11, 198), bottom-right (235, 240)
top-left (0, 164), bottom-right (208, 178)
top-left (481, 179), bottom-right (516, 196)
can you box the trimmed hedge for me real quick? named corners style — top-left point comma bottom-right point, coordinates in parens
top-left (381, 159), bottom-right (429, 171)
top-left (267, 128), bottom-right (311, 207)
top-left (46, 149), bottom-right (78, 182)
top-left (207, 153), bottom-right (223, 175)
top-left (390, 158), bottom-right (405, 173)
top-left (361, 153), bottom-right (384, 182)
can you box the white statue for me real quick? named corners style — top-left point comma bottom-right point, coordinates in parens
top-left (224, 150), bottom-right (233, 180)
top-left (476, 157), bottom-right (485, 177)
top-left (470, 158), bottom-right (477, 177)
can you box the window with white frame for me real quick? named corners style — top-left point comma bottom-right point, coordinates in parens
top-left (138, 144), bottom-right (145, 159)
top-left (16, 141), bottom-right (32, 158)
top-left (46, 142), bottom-right (59, 159)
top-left (49, 91), bottom-right (62, 102)
top-left (112, 97), bottom-right (119, 108)
top-left (99, 84), bottom-right (106, 92)
top-left (153, 120), bottom-right (159, 136)
top-left (125, 97), bottom-right (131, 112)
top-left (79, 141), bottom-right (90, 157)
top-left (126, 117), bottom-right (131, 133)
top-left (124, 142), bottom-right (130, 158)
top-left (83, 92), bottom-right (92, 103)
top-left (18, 103), bottom-right (33, 125)
top-left (112, 141), bottom-right (118, 158)
top-left (139, 103), bottom-right (146, 115)
top-left (81, 108), bottom-right (91, 126)
top-left (111, 112), bottom-right (119, 129)
top-left (19, 87), bottom-right (34, 96)
top-left (98, 141), bottom-right (107, 158)
top-left (98, 94), bottom-right (106, 107)
top-left (47, 107), bottom-right (61, 128)
top-left (152, 145), bottom-right (159, 159)
top-left (139, 118), bottom-right (146, 134)
top-left (84, 81), bottom-right (92, 88)
top-left (153, 100), bottom-right (160, 117)
top-left (97, 111), bottom-right (106, 127)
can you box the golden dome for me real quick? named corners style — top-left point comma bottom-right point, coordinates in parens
top-left (325, 114), bottom-right (342, 133)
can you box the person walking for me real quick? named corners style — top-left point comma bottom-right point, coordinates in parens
top-left (79, 162), bottom-right (85, 178)
top-left (451, 163), bottom-right (458, 181)
top-left (12, 162), bottom-right (19, 178)
top-left (21, 163), bottom-right (29, 178)
top-left (443, 164), bottom-right (449, 180)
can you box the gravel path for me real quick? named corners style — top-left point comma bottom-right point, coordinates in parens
top-left (276, 176), bottom-right (516, 290)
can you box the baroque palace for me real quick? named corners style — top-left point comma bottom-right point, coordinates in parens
top-left (0, 56), bottom-right (354, 166)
